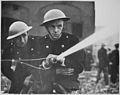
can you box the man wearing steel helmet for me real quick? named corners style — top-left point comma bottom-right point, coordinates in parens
top-left (1, 21), bottom-right (32, 93)
top-left (109, 43), bottom-right (119, 84)
top-left (96, 44), bottom-right (109, 85)
top-left (32, 9), bottom-right (84, 94)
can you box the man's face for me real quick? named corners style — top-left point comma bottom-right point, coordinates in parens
top-left (14, 32), bottom-right (28, 47)
top-left (46, 20), bottom-right (64, 40)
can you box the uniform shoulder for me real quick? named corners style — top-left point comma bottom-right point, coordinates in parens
top-left (62, 32), bottom-right (78, 39)
top-left (28, 35), bottom-right (43, 47)
top-left (28, 35), bottom-right (42, 40)
top-left (63, 32), bottom-right (72, 37)
top-left (38, 34), bottom-right (50, 41)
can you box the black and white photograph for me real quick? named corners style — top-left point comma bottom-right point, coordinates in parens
top-left (1, 0), bottom-right (119, 94)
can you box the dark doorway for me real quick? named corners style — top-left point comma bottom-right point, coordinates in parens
top-left (72, 23), bottom-right (82, 38)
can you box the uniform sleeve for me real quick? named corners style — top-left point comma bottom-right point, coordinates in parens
top-left (70, 35), bottom-right (79, 46)
top-left (68, 50), bottom-right (84, 74)
top-left (66, 35), bottom-right (84, 74)
top-left (1, 47), bottom-right (15, 81)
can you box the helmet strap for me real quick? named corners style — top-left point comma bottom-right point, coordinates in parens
top-left (45, 27), bottom-right (55, 40)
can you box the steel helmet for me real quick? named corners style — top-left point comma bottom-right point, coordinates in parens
top-left (41, 9), bottom-right (70, 26)
top-left (7, 21), bottom-right (32, 40)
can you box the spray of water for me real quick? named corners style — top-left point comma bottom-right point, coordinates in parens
top-left (57, 27), bottom-right (118, 60)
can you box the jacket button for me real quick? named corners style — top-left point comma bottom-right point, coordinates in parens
top-left (17, 51), bottom-right (19, 54)
top-left (46, 45), bottom-right (49, 48)
top-left (61, 45), bottom-right (65, 48)
top-left (31, 48), bottom-right (34, 51)
top-left (32, 37), bottom-right (34, 40)
top-left (66, 36), bottom-right (69, 38)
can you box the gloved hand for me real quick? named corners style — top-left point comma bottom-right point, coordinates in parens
top-left (42, 54), bottom-right (65, 69)
top-left (46, 54), bottom-right (58, 64)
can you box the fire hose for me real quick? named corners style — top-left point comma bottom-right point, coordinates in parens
top-left (1, 57), bottom-right (58, 70)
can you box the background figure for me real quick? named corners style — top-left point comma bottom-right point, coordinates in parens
top-left (109, 43), bottom-right (119, 84)
top-left (1, 21), bottom-right (32, 93)
top-left (84, 49), bottom-right (93, 71)
top-left (96, 44), bottom-right (109, 85)
top-left (107, 48), bottom-right (112, 76)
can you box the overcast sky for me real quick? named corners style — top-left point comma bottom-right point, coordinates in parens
top-left (95, 0), bottom-right (120, 26)
top-left (95, 0), bottom-right (119, 45)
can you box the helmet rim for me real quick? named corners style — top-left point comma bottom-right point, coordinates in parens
top-left (40, 9), bottom-right (70, 26)
top-left (7, 26), bottom-right (32, 40)
top-left (41, 17), bottom-right (70, 26)
top-left (7, 21), bottom-right (32, 40)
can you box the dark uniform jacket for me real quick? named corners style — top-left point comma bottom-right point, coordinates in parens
top-left (1, 33), bottom-right (84, 93)
top-left (36, 32), bottom-right (84, 91)
top-left (110, 49), bottom-right (119, 74)
top-left (98, 47), bottom-right (109, 67)
top-left (1, 44), bottom-right (29, 93)
top-left (1, 36), bottom-right (41, 93)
